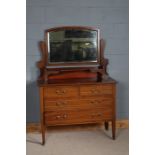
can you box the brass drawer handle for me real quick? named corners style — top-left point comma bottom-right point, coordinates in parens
top-left (56, 101), bottom-right (67, 106)
top-left (90, 101), bottom-right (95, 104)
top-left (63, 114), bottom-right (67, 119)
top-left (91, 113), bottom-right (102, 117)
top-left (56, 90), bottom-right (60, 93)
top-left (56, 115), bottom-right (61, 119)
top-left (56, 102), bottom-right (61, 106)
top-left (91, 89), bottom-right (99, 94)
top-left (56, 114), bottom-right (67, 119)
top-left (61, 90), bottom-right (66, 93)
top-left (56, 89), bottom-right (66, 95)
top-left (90, 100), bottom-right (100, 105)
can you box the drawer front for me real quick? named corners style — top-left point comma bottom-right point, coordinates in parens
top-left (79, 98), bottom-right (113, 108)
top-left (44, 86), bottom-right (78, 99)
top-left (44, 98), bottom-right (113, 111)
top-left (44, 99), bottom-right (78, 111)
top-left (45, 109), bottom-right (112, 125)
top-left (80, 84), bottom-right (113, 97)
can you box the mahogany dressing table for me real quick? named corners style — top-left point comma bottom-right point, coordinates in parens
top-left (37, 26), bottom-right (117, 145)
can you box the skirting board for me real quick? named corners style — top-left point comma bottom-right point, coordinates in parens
top-left (27, 120), bottom-right (129, 133)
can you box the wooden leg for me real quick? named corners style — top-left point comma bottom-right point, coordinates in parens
top-left (41, 125), bottom-right (45, 145)
top-left (41, 115), bottom-right (45, 145)
top-left (104, 121), bottom-right (109, 130)
top-left (40, 87), bottom-right (45, 145)
top-left (112, 120), bottom-right (116, 140)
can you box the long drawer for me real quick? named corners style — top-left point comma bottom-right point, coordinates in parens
top-left (44, 98), bottom-right (113, 111)
top-left (45, 109), bottom-right (112, 125)
top-left (43, 86), bottom-right (78, 99)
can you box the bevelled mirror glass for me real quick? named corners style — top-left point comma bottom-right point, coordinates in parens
top-left (46, 28), bottom-right (99, 64)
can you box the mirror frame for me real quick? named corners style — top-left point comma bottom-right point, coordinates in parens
top-left (45, 26), bottom-right (100, 68)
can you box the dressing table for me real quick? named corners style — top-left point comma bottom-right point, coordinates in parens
top-left (37, 26), bottom-right (116, 145)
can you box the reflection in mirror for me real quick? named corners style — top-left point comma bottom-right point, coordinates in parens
top-left (47, 29), bottom-right (98, 63)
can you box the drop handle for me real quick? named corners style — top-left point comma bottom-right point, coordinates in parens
top-left (56, 102), bottom-right (61, 106)
top-left (61, 90), bottom-right (66, 94)
top-left (56, 101), bottom-right (67, 106)
top-left (56, 114), bottom-right (67, 119)
top-left (90, 101), bottom-right (95, 104)
top-left (56, 115), bottom-right (61, 119)
top-left (90, 100), bottom-right (100, 105)
top-left (91, 89), bottom-right (99, 94)
top-left (91, 113), bottom-right (102, 117)
top-left (56, 89), bottom-right (66, 94)
top-left (63, 114), bottom-right (67, 119)
top-left (56, 90), bottom-right (60, 93)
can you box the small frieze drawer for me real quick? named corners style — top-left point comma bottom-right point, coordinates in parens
top-left (80, 84), bottom-right (113, 96)
top-left (43, 86), bottom-right (78, 99)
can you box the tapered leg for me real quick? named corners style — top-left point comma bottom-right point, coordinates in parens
top-left (41, 120), bottom-right (45, 145)
top-left (40, 113), bottom-right (45, 145)
top-left (40, 87), bottom-right (45, 145)
top-left (104, 121), bottom-right (109, 130)
top-left (112, 120), bottom-right (116, 140)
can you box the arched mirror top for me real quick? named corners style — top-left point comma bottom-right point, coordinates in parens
top-left (44, 26), bottom-right (100, 67)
